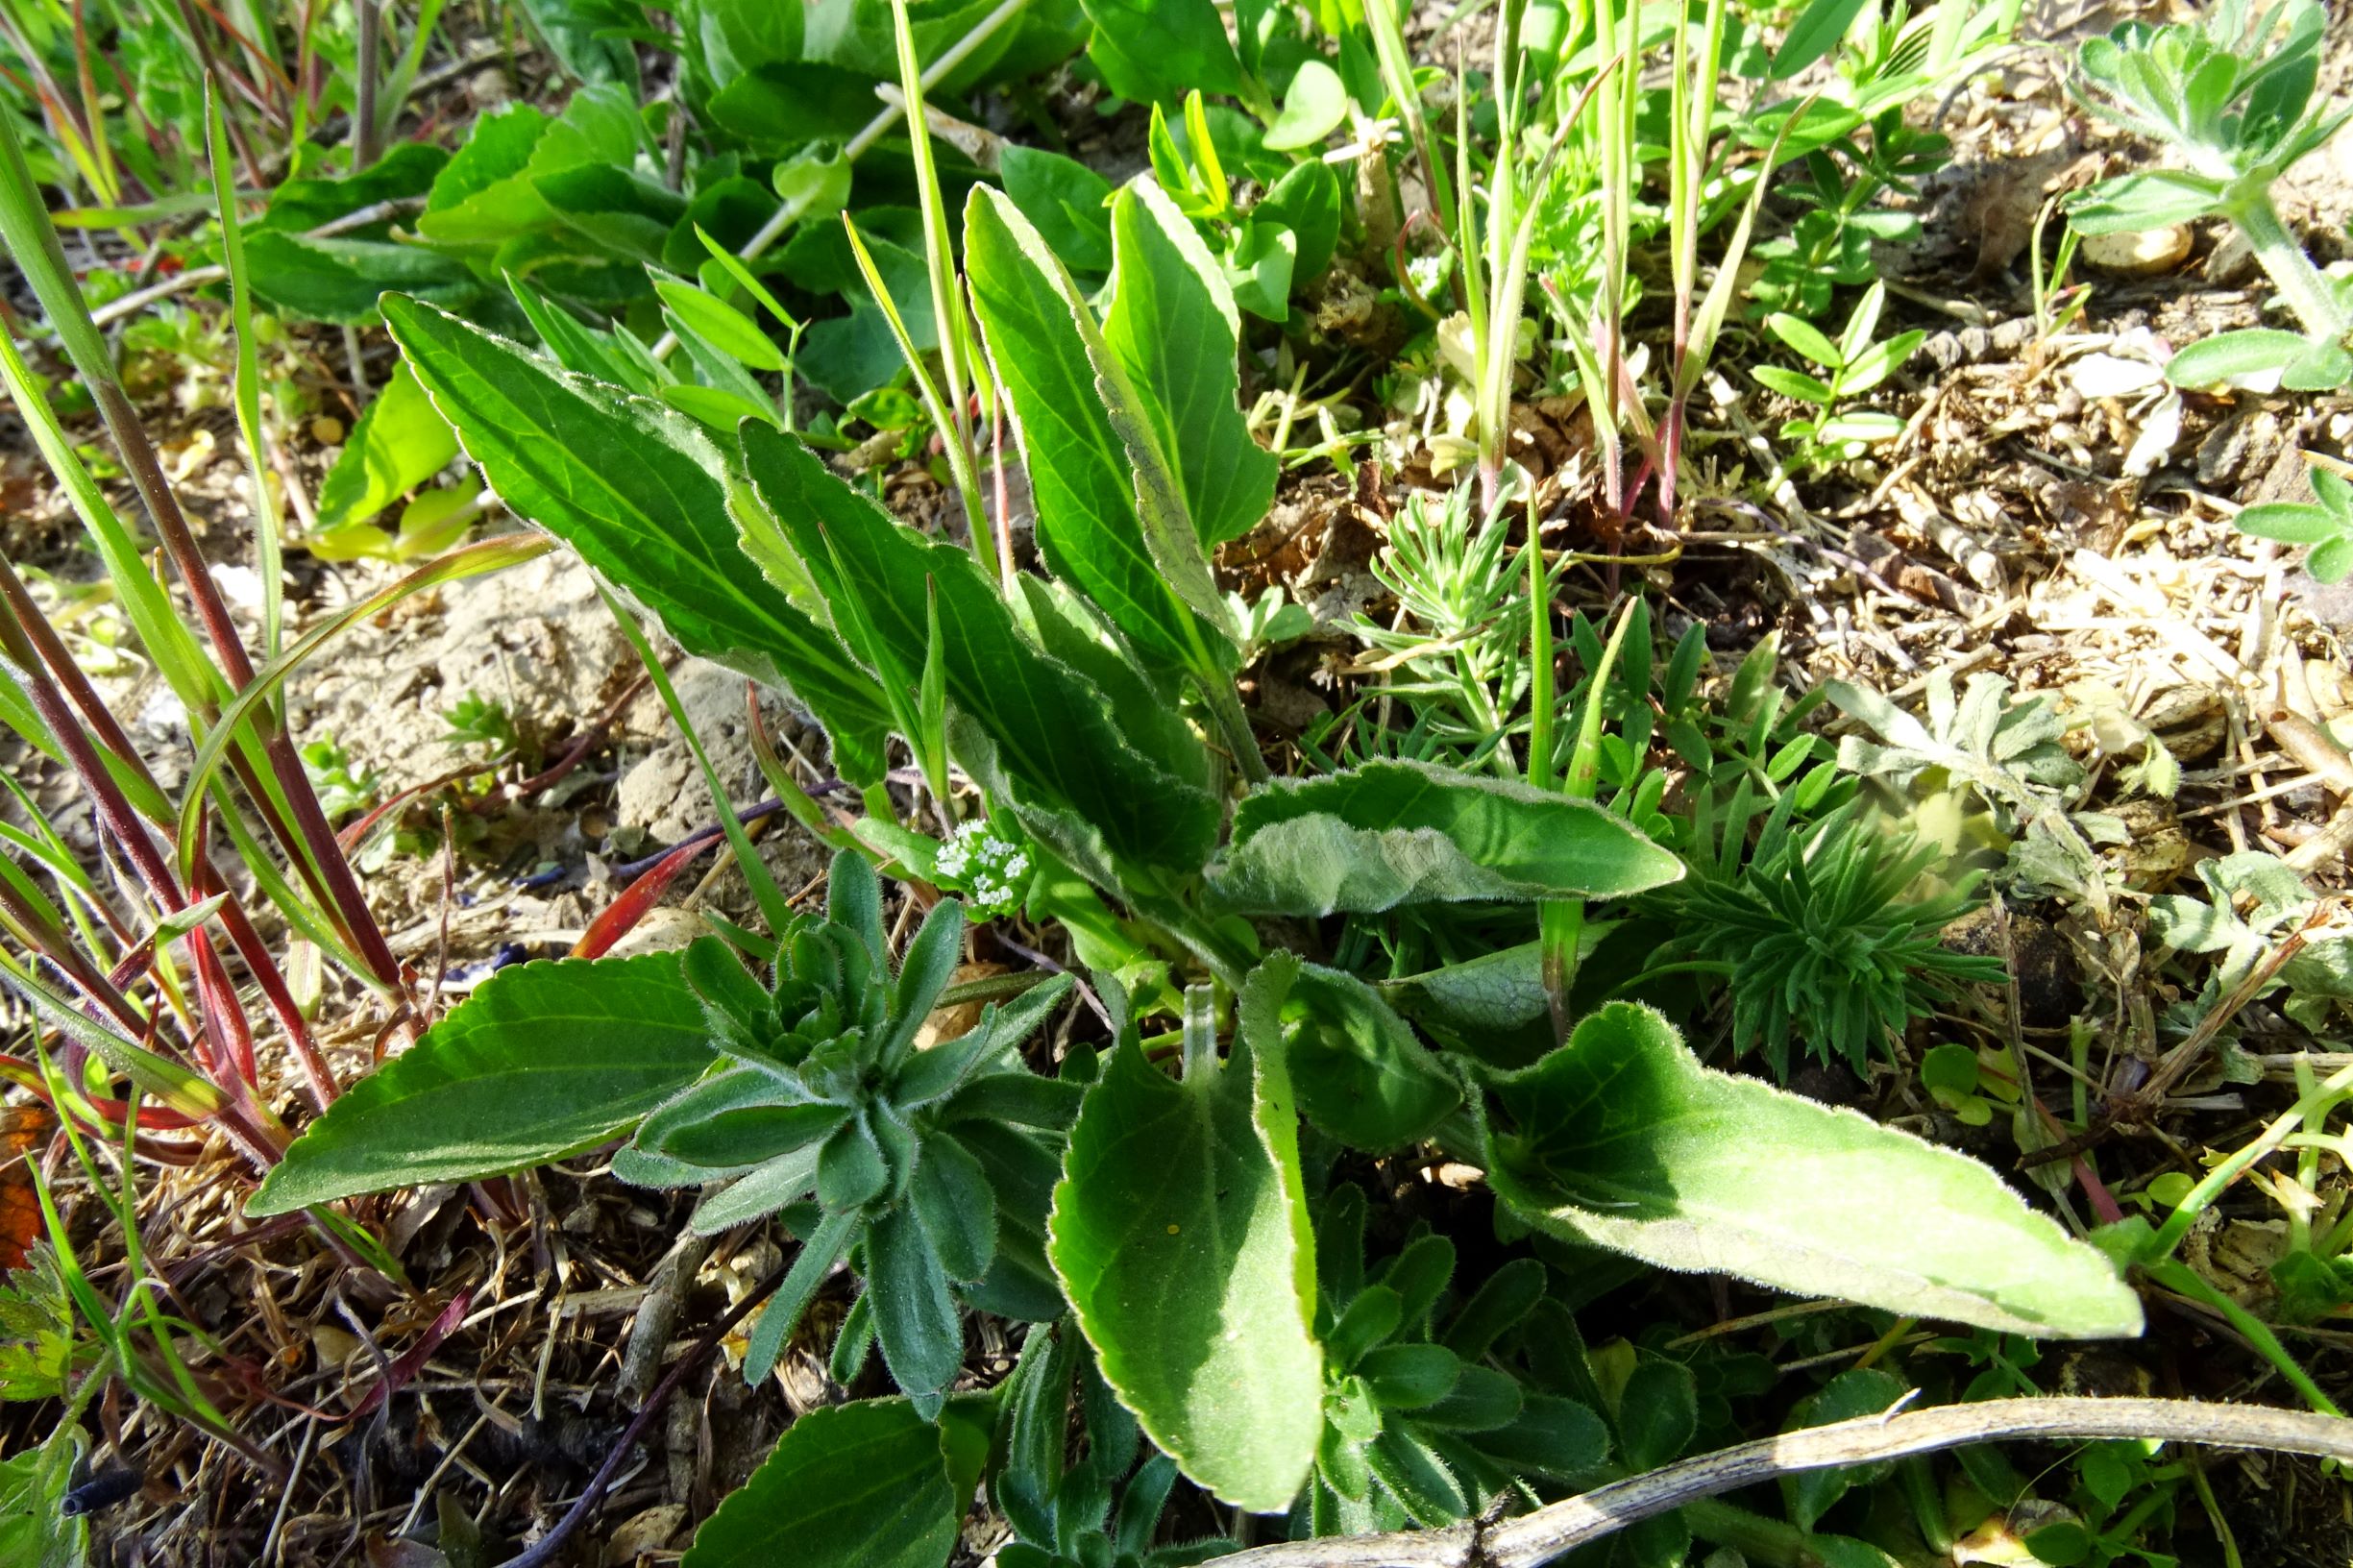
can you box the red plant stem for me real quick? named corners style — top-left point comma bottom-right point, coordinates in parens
top-left (82, 376), bottom-right (406, 998)
top-left (0, 597), bottom-right (282, 1160)
top-left (0, 873), bottom-right (146, 1036)
top-left (0, 556), bottom-right (337, 1106)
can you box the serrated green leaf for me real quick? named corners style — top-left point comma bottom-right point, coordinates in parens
top-left (1480, 1003), bottom-right (2145, 1337)
top-left (381, 294), bottom-right (893, 783)
top-left (244, 232), bottom-right (477, 324)
top-left (1104, 182), bottom-right (1279, 549)
top-left (1208, 760), bottom-right (1684, 916)
top-left (249, 953), bottom-right (713, 1215)
top-left (965, 185), bottom-right (1233, 678)
top-left (736, 421), bottom-right (1219, 873)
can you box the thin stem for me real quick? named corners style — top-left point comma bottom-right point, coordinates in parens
top-left (648, 0), bottom-right (1033, 362)
top-left (498, 1263), bottom-right (786, 1568)
top-left (2224, 186), bottom-right (2350, 342)
top-left (0, 110), bottom-right (405, 992)
top-left (1209, 1398), bottom-right (2353, 1568)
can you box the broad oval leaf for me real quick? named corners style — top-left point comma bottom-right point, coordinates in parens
top-left (1077, 0), bottom-right (1246, 106)
top-left (1209, 760), bottom-right (1685, 916)
top-left (380, 294), bottom-right (894, 782)
top-left (682, 1398), bottom-right (964, 1568)
top-left (1265, 61), bottom-right (1349, 151)
top-left (248, 953), bottom-right (714, 1215)
top-left (1048, 1017), bottom-right (1322, 1511)
top-left (1260, 953), bottom-right (1459, 1152)
top-left (1479, 1003), bottom-right (2145, 1338)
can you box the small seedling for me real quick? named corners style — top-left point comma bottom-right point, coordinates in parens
top-left (442, 692), bottom-right (521, 754)
top-left (1753, 282), bottom-right (1926, 473)
top-left (2070, 0), bottom-right (2353, 387)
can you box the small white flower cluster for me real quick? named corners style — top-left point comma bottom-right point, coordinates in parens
top-left (931, 821), bottom-right (1032, 920)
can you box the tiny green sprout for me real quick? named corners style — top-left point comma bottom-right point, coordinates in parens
top-left (441, 691), bottom-right (520, 753)
top-left (615, 850), bottom-right (1075, 1409)
top-left (1921, 1042), bottom-right (1995, 1127)
top-left (299, 739), bottom-right (380, 823)
top-left (2070, 0), bottom-right (2353, 386)
top-left (2233, 459), bottom-right (2353, 583)
top-left (1230, 586), bottom-right (1317, 662)
top-left (1753, 282), bottom-right (1925, 475)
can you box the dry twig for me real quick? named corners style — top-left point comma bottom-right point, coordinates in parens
top-left (1211, 1398), bottom-right (2353, 1568)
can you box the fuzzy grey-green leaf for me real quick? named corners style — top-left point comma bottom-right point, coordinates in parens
top-left (1481, 1003), bottom-right (2145, 1337)
top-left (1210, 760), bottom-right (1684, 916)
top-left (1048, 999), bottom-right (1322, 1510)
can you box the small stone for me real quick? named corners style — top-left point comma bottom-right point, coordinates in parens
top-left (2081, 224), bottom-right (2193, 275)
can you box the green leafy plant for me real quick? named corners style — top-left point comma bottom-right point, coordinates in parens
top-left (2070, 0), bottom-right (2353, 387)
top-left (2231, 457), bottom-right (2353, 582)
top-left (1753, 281), bottom-right (1925, 474)
top-left (623, 856), bottom-right (1075, 1405)
top-left (217, 87), bottom-right (2139, 1563)
top-left (1302, 1194), bottom-right (1608, 1533)
top-left (1643, 795), bottom-right (2002, 1076)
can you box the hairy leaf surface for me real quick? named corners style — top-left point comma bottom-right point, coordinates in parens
top-left (1480, 1003), bottom-right (2144, 1337)
top-left (250, 954), bottom-right (712, 1214)
top-left (682, 1398), bottom-right (968, 1568)
top-left (965, 187), bottom-right (1232, 679)
top-left (1048, 991), bottom-right (1321, 1510)
top-left (1210, 761), bottom-right (1684, 915)
top-left (1102, 182), bottom-right (1276, 549)
top-left (737, 422), bottom-right (1219, 873)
